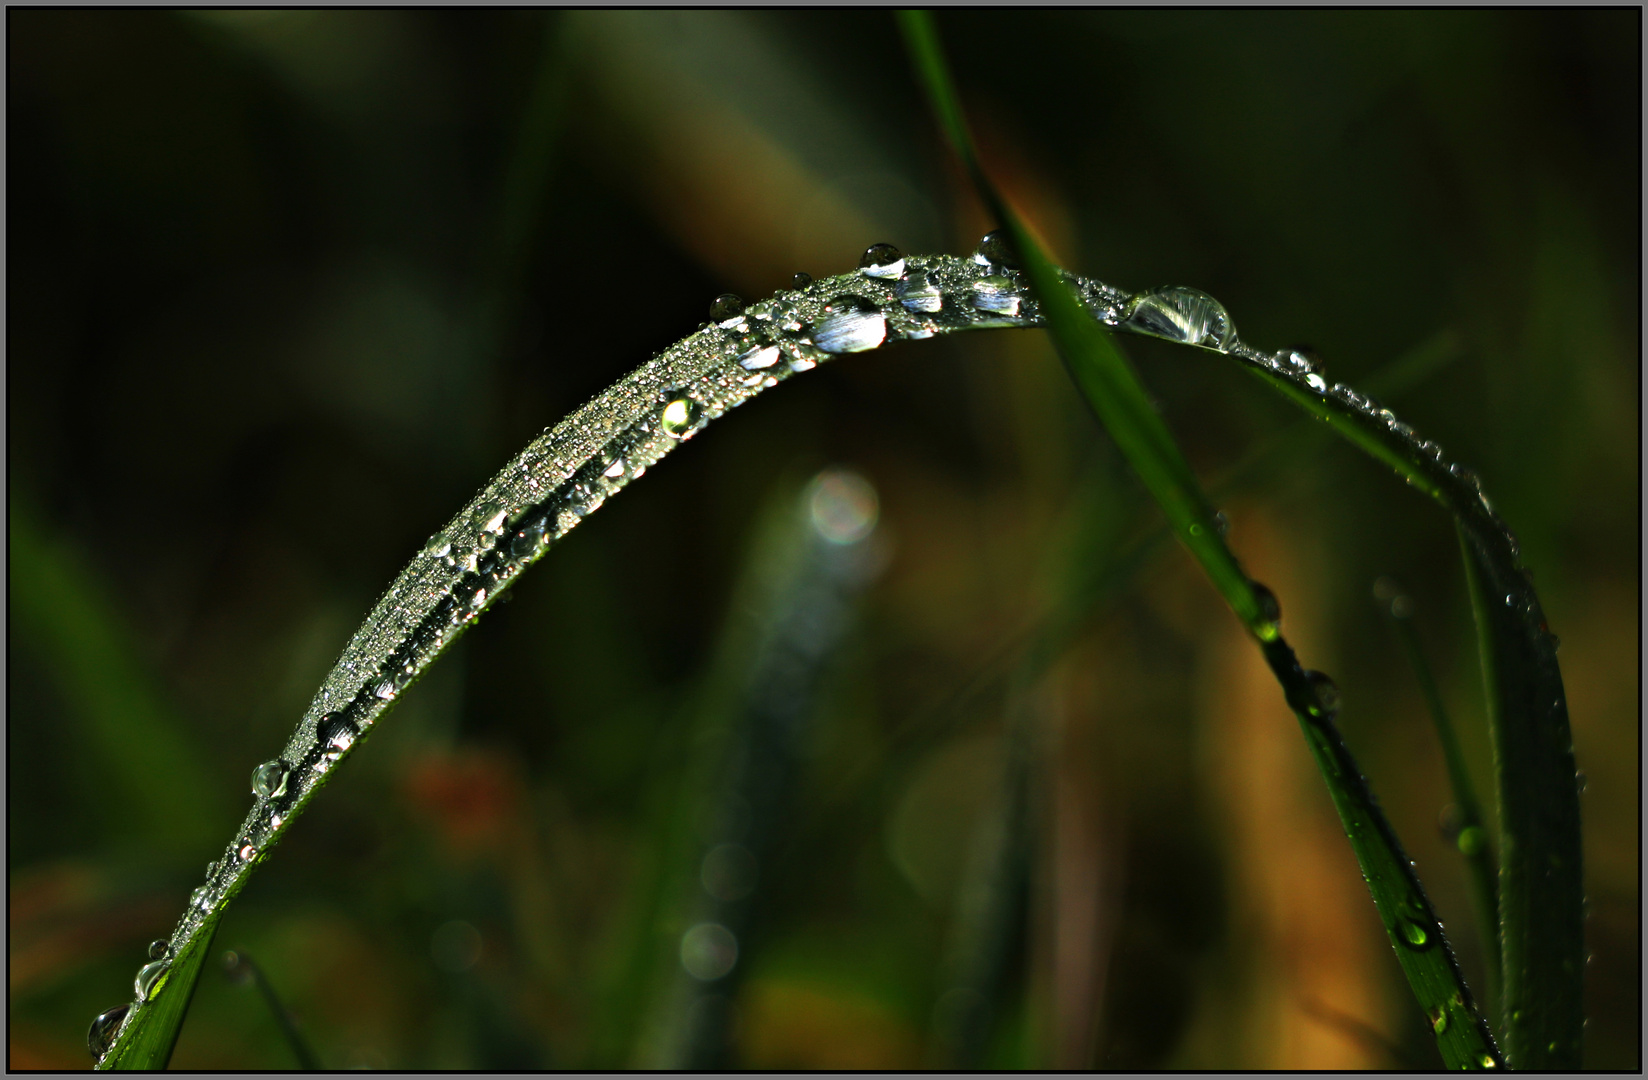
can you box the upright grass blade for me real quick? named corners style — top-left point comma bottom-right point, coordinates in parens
top-left (223, 951), bottom-right (323, 1071)
top-left (96, 925), bottom-right (217, 1069)
top-left (1376, 580), bottom-right (1502, 1018)
top-left (897, 9), bottom-right (1506, 1069)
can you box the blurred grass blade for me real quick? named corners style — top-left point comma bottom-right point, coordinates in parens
top-left (98, 924), bottom-right (217, 1070)
top-left (224, 950), bottom-right (322, 1070)
top-left (1377, 580), bottom-right (1502, 1017)
top-left (898, 9), bottom-right (1503, 1069)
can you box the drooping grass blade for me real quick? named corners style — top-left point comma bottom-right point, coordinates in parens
top-left (896, 9), bottom-right (1505, 1069)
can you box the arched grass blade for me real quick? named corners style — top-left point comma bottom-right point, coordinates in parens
top-left (897, 8), bottom-right (1504, 1069)
top-left (97, 923), bottom-right (217, 1070)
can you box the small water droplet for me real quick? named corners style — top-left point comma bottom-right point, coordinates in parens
top-left (1428, 1006), bottom-right (1448, 1034)
top-left (88, 1004), bottom-right (130, 1059)
top-left (237, 843), bottom-right (257, 862)
top-left (250, 760), bottom-right (289, 799)
top-left (970, 274), bottom-right (1021, 316)
top-left (509, 519), bottom-right (546, 558)
top-left (1276, 347), bottom-right (1318, 374)
top-left (809, 295), bottom-right (887, 353)
top-left (422, 534), bottom-right (452, 559)
top-left (737, 344), bottom-right (782, 370)
top-left (1123, 287), bottom-right (1234, 349)
top-left (1213, 510), bottom-right (1230, 537)
top-left (1250, 582), bottom-right (1281, 641)
top-left (1305, 373), bottom-right (1328, 393)
top-left (373, 677), bottom-right (397, 700)
top-left (857, 242), bottom-right (904, 279)
top-left (1479, 1053), bottom-right (1499, 1068)
top-left (470, 501), bottom-right (508, 536)
top-left (190, 886), bottom-right (209, 910)
top-left (320, 712), bottom-right (357, 754)
top-left (709, 293), bottom-right (744, 325)
top-left (1398, 916), bottom-right (1432, 949)
top-left (791, 271), bottom-right (812, 289)
top-left (1305, 670), bottom-right (1340, 719)
top-left (270, 812), bottom-right (284, 828)
top-left (134, 960), bottom-right (167, 1002)
top-left (974, 229), bottom-right (1020, 269)
top-left (148, 939), bottom-right (170, 961)
top-left (895, 270), bottom-right (943, 313)
top-left (1456, 825), bottom-right (1486, 856)
top-left (662, 396), bottom-right (703, 438)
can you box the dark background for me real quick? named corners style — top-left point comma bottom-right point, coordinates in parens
top-left (8, 10), bottom-right (1638, 1068)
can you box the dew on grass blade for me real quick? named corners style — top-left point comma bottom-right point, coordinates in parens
top-left (1305, 670), bottom-right (1340, 719)
top-left (1123, 286), bottom-right (1235, 349)
top-left (737, 344), bottom-right (781, 371)
top-left (148, 939), bottom-right (170, 961)
top-left (857, 242), bottom-right (904, 279)
top-left (895, 270), bottom-right (943, 313)
top-left (238, 843), bottom-right (257, 862)
top-left (970, 275), bottom-right (1021, 316)
top-left (88, 1004), bottom-right (130, 1059)
top-left (320, 713), bottom-right (357, 755)
top-left (1456, 826), bottom-right (1486, 856)
top-left (791, 271), bottom-right (812, 289)
top-left (809, 296), bottom-right (887, 354)
top-left (134, 960), bottom-right (167, 1002)
top-left (662, 396), bottom-right (703, 438)
top-left (1305, 373), bottom-right (1328, 393)
top-left (251, 760), bottom-right (289, 799)
top-left (1250, 582), bottom-right (1281, 641)
top-left (709, 293), bottom-right (744, 324)
top-left (974, 228), bottom-right (1020, 268)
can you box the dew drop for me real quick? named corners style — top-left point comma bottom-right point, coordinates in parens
top-left (857, 242), bottom-right (904, 279)
top-left (1250, 582), bottom-right (1281, 641)
top-left (373, 678), bottom-right (397, 700)
top-left (1305, 670), bottom-right (1340, 719)
top-left (1305, 373), bottom-right (1328, 393)
top-left (88, 1004), bottom-right (130, 1059)
top-left (422, 534), bottom-right (452, 559)
top-left (470, 501), bottom-right (508, 536)
top-left (1123, 287), bottom-right (1234, 349)
top-left (661, 396), bottom-right (703, 438)
top-left (1428, 1006), bottom-right (1448, 1034)
top-left (238, 843), bottom-right (257, 862)
top-left (974, 229), bottom-right (1021, 269)
top-left (148, 939), bottom-right (170, 961)
top-left (134, 959), bottom-right (167, 1002)
top-left (250, 760), bottom-right (289, 800)
top-left (810, 295), bottom-right (887, 354)
top-left (1480, 1053), bottom-right (1499, 1069)
top-left (603, 459), bottom-right (626, 479)
top-left (1276, 347), bottom-right (1317, 374)
top-left (791, 271), bottom-right (812, 289)
top-left (970, 274), bottom-right (1021, 316)
top-left (737, 344), bottom-right (782, 370)
top-left (190, 886), bottom-right (209, 910)
top-left (1398, 917), bottom-right (1432, 949)
top-left (320, 712), bottom-right (357, 754)
top-left (895, 270), bottom-right (943, 313)
top-left (270, 812), bottom-right (284, 828)
top-left (708, 293), bottom-right (744, 324)
top-left (509, 519), bottom-right (546, 558)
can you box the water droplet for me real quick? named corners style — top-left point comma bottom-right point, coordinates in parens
top-left (1123, 287), bottom-right (1234, 349)
top-left (700, 842), bottom-right (759, 902)
top-left (807, 469), bottom-right (878, 545)
top-left (509, 519), bottom-right (546, 558)
top-left (974, 228), bottom-right (1020, 269)
top-left (470, 501), bottom-right (508, 536)
top-left (737, 344), bottom-right (782, 370)
top-left (250, 760), bottom-right (289, 800)
top-left (895, 270), bottom-right (943, 313)
top-left (1456, 825), bottom-right (1486, 856)
top-left (466, 586), bottom-right (488, 611)
top-left (1390, 594), bottom-right (1414, 619)
top-left (791, 272), bottom-right (812, 289)
top-left (1547, 1040), bottom-right (1558, 1053)
top-left (603, 459), bottom-right (626, 479)
top-left (810, 295), bottom-right (887, 354)
top-left (1305, 373), bottom-right (1328, 393)
top-left (680, 922), bottom-right (739, 981)
top-left (970, 274), bottom-right (1021, 316)
top-left (148, 939), bottom-right (170, 961)
top-left (190, 886), bottom-right (209, 910)
top-left (1480, 1053), bottom-right (1499, 1068)
top-left (88, 1004), bottom-right (130, 1059)
top-left (270, 812), bottom-right (284, 828)
top-left (1305, 670), bottom-right (1340, 719)
top-left (1250, 581), bottom-right (1281, 640)
top-left (237, 843), bottom-right (257, 862)
top-left (422, 534), bottom-right (452, 559)
top-left (1398, 917), bottom-right (1432, 949)
top-left (1276, 347), bottom-right (1318, 374)
top-left (709, 293), bottom-right (744, 325)
top-left (1428, 1006), bottom-right (1448, 1034)
top-left (661, 396), bottom-right (703, 438)
top-left (134, 960), bottom-right (167, 1002)
top-left (320, 712), bottom-right (357, 754)
top-left (857, 242), bottom-right (904, 279)
top-left (373, 678), bottom-right (397, 700)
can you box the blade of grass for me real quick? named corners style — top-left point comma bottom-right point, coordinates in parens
top-left (1376, 579), bottom-right (1502, 1019)
top-left (223, 950), bottom-right (322, 1070)
top-left (98, 924), bottom-right (217, 1069)
top-left (897, 9), bottom-right (1503, 1069)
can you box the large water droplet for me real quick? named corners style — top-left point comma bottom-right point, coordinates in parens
top-left (1305, 372), bottom-right (1328, 393)
top-left (1479, 1053), bottom-right (1499, 1068)
top-left (88, 1004), bottom-right (130, 1059)
top-left (895, 270), bottom-right (943, 313)
top-left (1397, 916), bottom-right (1433, 949)
top-left (857, 242), bottom-right (904, 279)
top-left (810, 296), bottom-right (887, 354)
top-left (470, 501), bottom-right (508, 537)
top-left (509, 518), bottom-right (546, 558)
top-left (1305, 670), bottom-right (1340, 719)
top-left (661, 396), bottom-right (703, 438)
top-left (422, 534), bottom-right (452, 560)
top-left (791, 272), bottom-right (812, 289)
top-left (1123, 287), bottom-right (1234, 349)
top-left (709, 293), bottom-right (744, 325)
top-left (1250, 581), bottom-right (1281, 641)
top-left (737, 344), bottom-right (781, 371)
top-left (250, 760), bottom-right (289, 800)
top-left (320, 712), bottom-right (357, 754)
top-left (134, 960), bottom-right (167, 1002)
top-left (974, 229), bottom-right (1020, 269)
top-left (148, 939), bottom-right (171, 962)
top-left (680, 921), bottom-right (739, 981)
top-left (970, 274), bottom-right (1021, 316)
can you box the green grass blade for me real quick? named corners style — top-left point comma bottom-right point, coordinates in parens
top-left (897, 9), bottom-right (1504, 1069)
top-left (98, 923), bottom-right (217, 1070)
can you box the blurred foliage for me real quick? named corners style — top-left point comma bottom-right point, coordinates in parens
top-left (7, 10), bottom-right (1637, 1069)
